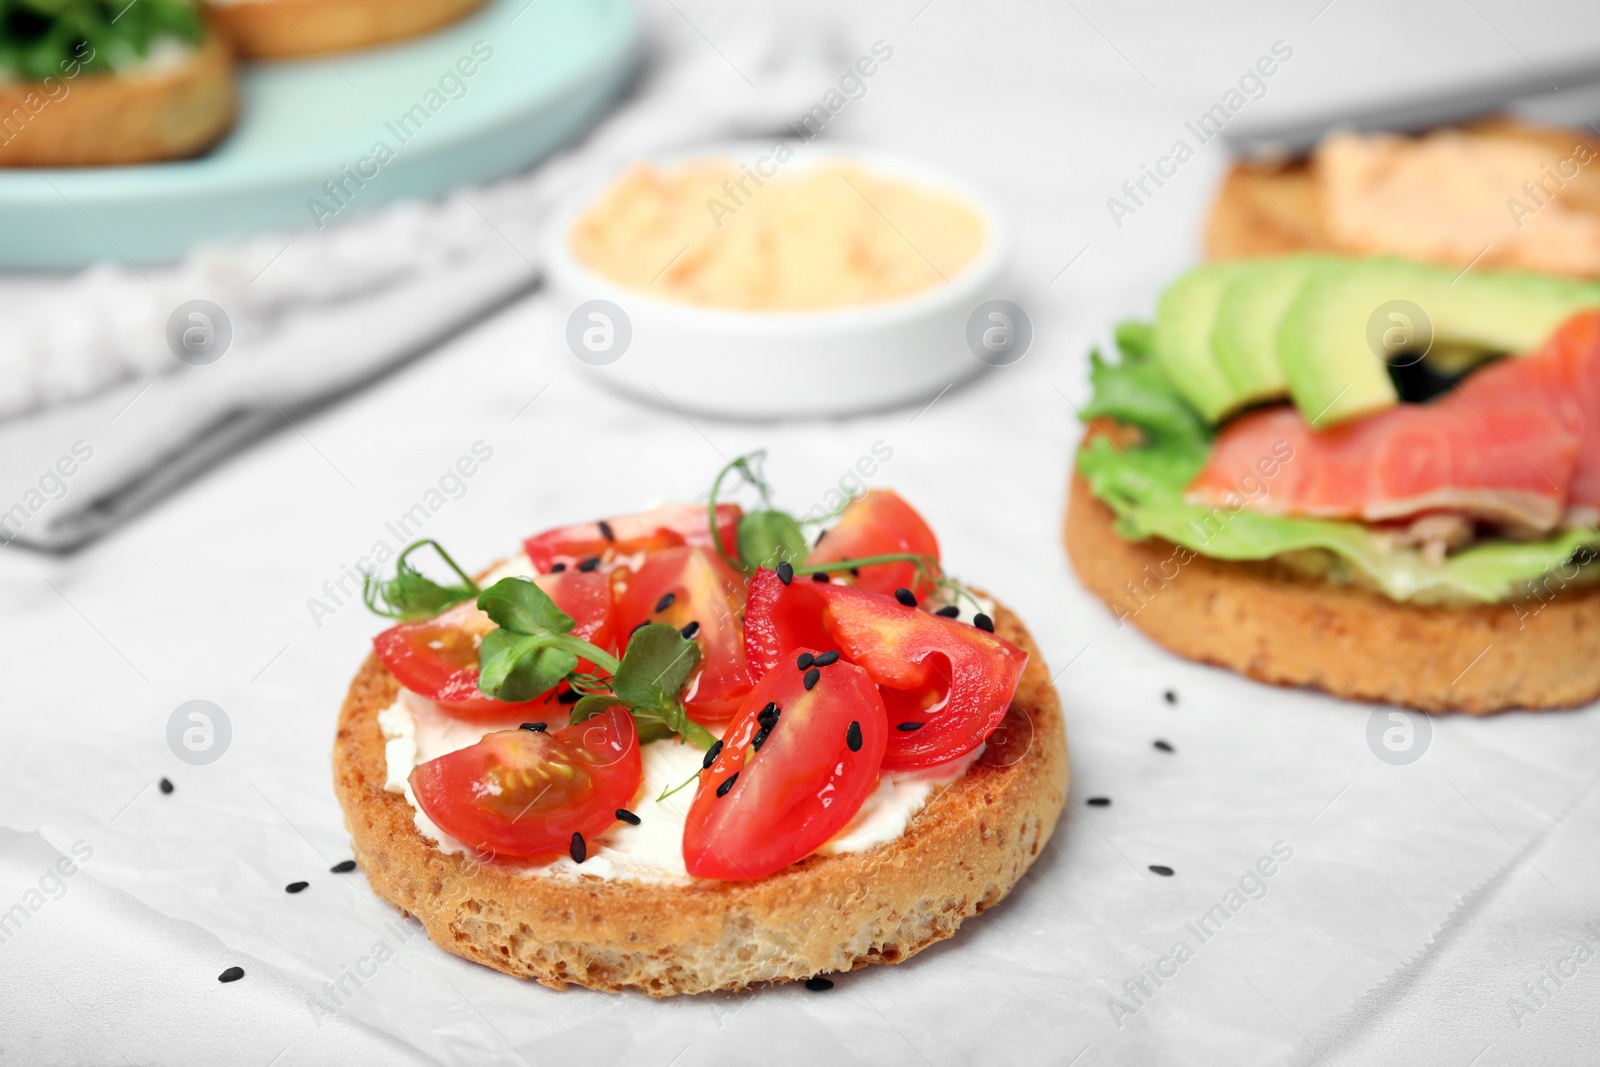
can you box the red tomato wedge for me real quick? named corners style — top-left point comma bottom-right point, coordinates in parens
top-left (614, 546), bottom-right (752, 725)
top-left (411, 708), bottom-right (641, 860)
top-left (742, 568), bottom-right (1027, 770)
top-left (806, 490), bottom-right (940, 598)
top-left (683, 651), bottom-right (887, 880)
top-left (373, 570), bottom-right (615, 722)
top-left (523, 503), bottom-right (743, 574)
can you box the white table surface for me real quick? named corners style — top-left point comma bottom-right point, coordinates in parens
top-left (4, 1), bottom-right (1600, 1064)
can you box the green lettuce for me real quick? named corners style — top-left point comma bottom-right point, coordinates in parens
top-left (1076, 323), bottom-right (1600, 603)
top-left (0, 0), bottom-right (202, 82)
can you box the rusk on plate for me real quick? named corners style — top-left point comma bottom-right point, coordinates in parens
top-left (333, 597), bottom-right (1069, 995)
top-left (209, 0), bottom-right (489, 59)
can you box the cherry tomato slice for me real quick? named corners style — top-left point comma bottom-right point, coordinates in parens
top-left (806, 490), bottom-right (940, 599)
top-left (373, 570), bottom-right (615, 722)
top-left (523, 503), bottom-right (743, 574)
top-left (684, 650), bottom-right (887, 880)
top-left (615, 546), bottom-right (752, 725)
top-left (742, 569), bottom-right (1027, 770)
top-left (411, 707), bottom-right (641, 861)
top-left (742, 565), bottom-right (834, 682)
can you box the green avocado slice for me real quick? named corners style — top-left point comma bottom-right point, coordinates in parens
top-left (1152, 262), bottom-right (1251, 423)
top-left (1211, 254), bottom-right (1321, 406)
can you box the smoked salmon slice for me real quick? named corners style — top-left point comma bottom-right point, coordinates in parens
top-left (1186, 311), bottom-right (1600, 534)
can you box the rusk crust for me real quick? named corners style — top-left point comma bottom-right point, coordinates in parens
top-left (1066, 471), bottom-right (1600, 714)
top-left (209, 0), bottom-right (489, 59)
top-left (0, 33), bottom-right (234, 166)
top-left (332, 599), bottom-right (1069, 996)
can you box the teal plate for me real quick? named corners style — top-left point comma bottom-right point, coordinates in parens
top-left (0, 0), bottom-right (640, 268)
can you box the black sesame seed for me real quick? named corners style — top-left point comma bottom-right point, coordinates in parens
top-left (716, 772), bottom-right (739, 797)
top-left (894, 587), bottom-right (917, 607)
top-left (655, 592), bottom-right (676, 613)
top-left (850, 567), bottom-right (861, 578)
top-left (777, 561), bottom-right (794, 585)
top-left (758, 703), bottom-right (780, 729)
top-left (615, 808), bottom-right (641, 825)
top-left (570, 833), bottom-right (587, 864)
top-left (752, 727), bottom-right (770, 751)
top-left (935, 605), bottom-right (960, 618)
top-left (557, 690), bottom-right (581, 705)
top-left (577, 555), bottom-right (601, 572)
top-left (597, 520), bottom-right (616, 542)
top-left (158, 777), bottom-right (174, 794)
top-left (1154, 740), bottom-right (1174, 753)
top-left (551, 562), bottom-right (567, 573)
top-left (520, 722), bottom-right (548, 732)
top-left (814, 529), bottom-right (828, 546)
top-left (679, 621), bottom-right (700, 639)
top-left (846, 721), bottom-right (863, 752)
top-left (805, 977), bottom-right (834, 991)
top-left (629, 620), bottom-right (650, 639)
top-left (811, 572), bottom-right (830, 582)
top-left (1164, 689), bottom-right (1177, 705)
top-left (285, 881), bottom-right (309, 894)
top-left (218, 966), bottom-right (245, 983)
top-left (1149, 865), bottom-right (1174, 877)
top-left (813, 650), bottom-right (839, 666)
top-left (803, 667), bottom-right (820, 690)
top-left (1086, 797), bottom-right (1111, 807)
top-left (330, 860), bottom-right (357, 874)
top-left (974, 613), bottom-right (995, 632)
top-left (702, 740), bottom-right (723, 769)
top-left (797, 652), bottom-right (815, 670)
top-left (896, 722), bottom-right (924, 732)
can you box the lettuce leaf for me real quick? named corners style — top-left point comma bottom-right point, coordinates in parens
top-left (1076, 325), bottom-right (1600, 603)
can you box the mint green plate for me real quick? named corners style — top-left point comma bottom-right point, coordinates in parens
top-left (0, 0), bottom-right (639, 268)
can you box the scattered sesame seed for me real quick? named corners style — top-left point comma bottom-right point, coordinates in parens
top-left (896, 722), bottom-right (924, 732)
top-left (218, 966), bottom-right (245, 983)
top-left (752, 727), bottom-right (770, 751)
top-left (716, 772), bottom-right (739, 797)
top-left (577, 556), bottom-right (601, 572)
top-left (797, 652), bottom-right (815, 670)
top-left (330, 860), bottom-right (357, 874)
top-left (894, 588), bottom-right (917, 607)
top-left (680, 621), bottom-right (700, 639)
top-left (285, 881), bottom-right (309, 894)
top-left (1153, 740), bottom-right (1174, 753)
top-left (655, 592), bottom-right (676, 613)
top-left (805, 977), bottom-right (834, 991)
top-left (974, 613), bottom-right (995, 632)
top-left (812, 650), bottom-right (839, 666)
top-left (520, 722), bottom-right (548, 732)
top-left (935, 606), bottom-right (960, 618)
top-left (1164, 689), bottom-right (1177, 705)
top-left (812, 572), bottom-right (830, 582)
top-left (159, 777), bottom-right (174, 794)
top-left (758, 703), bottom-right (780, 729)
top-left (777, 561), bottom-right (794, 585)
top-left (814, 530), bottom-right (828, 546)
top-left (1149, 865), bottom-right (1174, 877)
top-left (570, 833), bottom-right (587, 864)
top-left (597, 520), bottom-right (616, 542)
top-left (1087, 797), bottom-right (1111, 807)
top-left (803, 667), bottom-right (820, 690)
top-left (846, 721), bottom-right (862, 752)
top-left (557, 690), bottom-right (581, 705)
top-left (702, 740), bottom-right (723, 769)
top-left (615, 808), bottom-right (640, 825)
top-left (551, 562), bottom-right (567, 573)
top-left (629, 620), bottom-right (650, 639)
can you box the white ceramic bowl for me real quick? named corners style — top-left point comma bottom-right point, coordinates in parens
top-left (542, 142), bottom-right (1010, 418)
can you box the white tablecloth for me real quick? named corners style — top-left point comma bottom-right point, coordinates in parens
top-left (4, 1), bottom-right (1600, 1064)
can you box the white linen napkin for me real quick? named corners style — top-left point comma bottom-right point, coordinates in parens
top-left (0, 1), bottom-right (840, 552)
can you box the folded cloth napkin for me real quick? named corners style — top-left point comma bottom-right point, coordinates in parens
top-left (0, 1), bottom-right (839, 553)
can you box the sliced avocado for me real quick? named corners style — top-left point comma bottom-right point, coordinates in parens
top-left (1211, 255), bottom-right (1321, 405)
top-left (1153, 262), bottom-right (1250, 422)
top-left (1278, 258), bottom-right (1600, 427)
